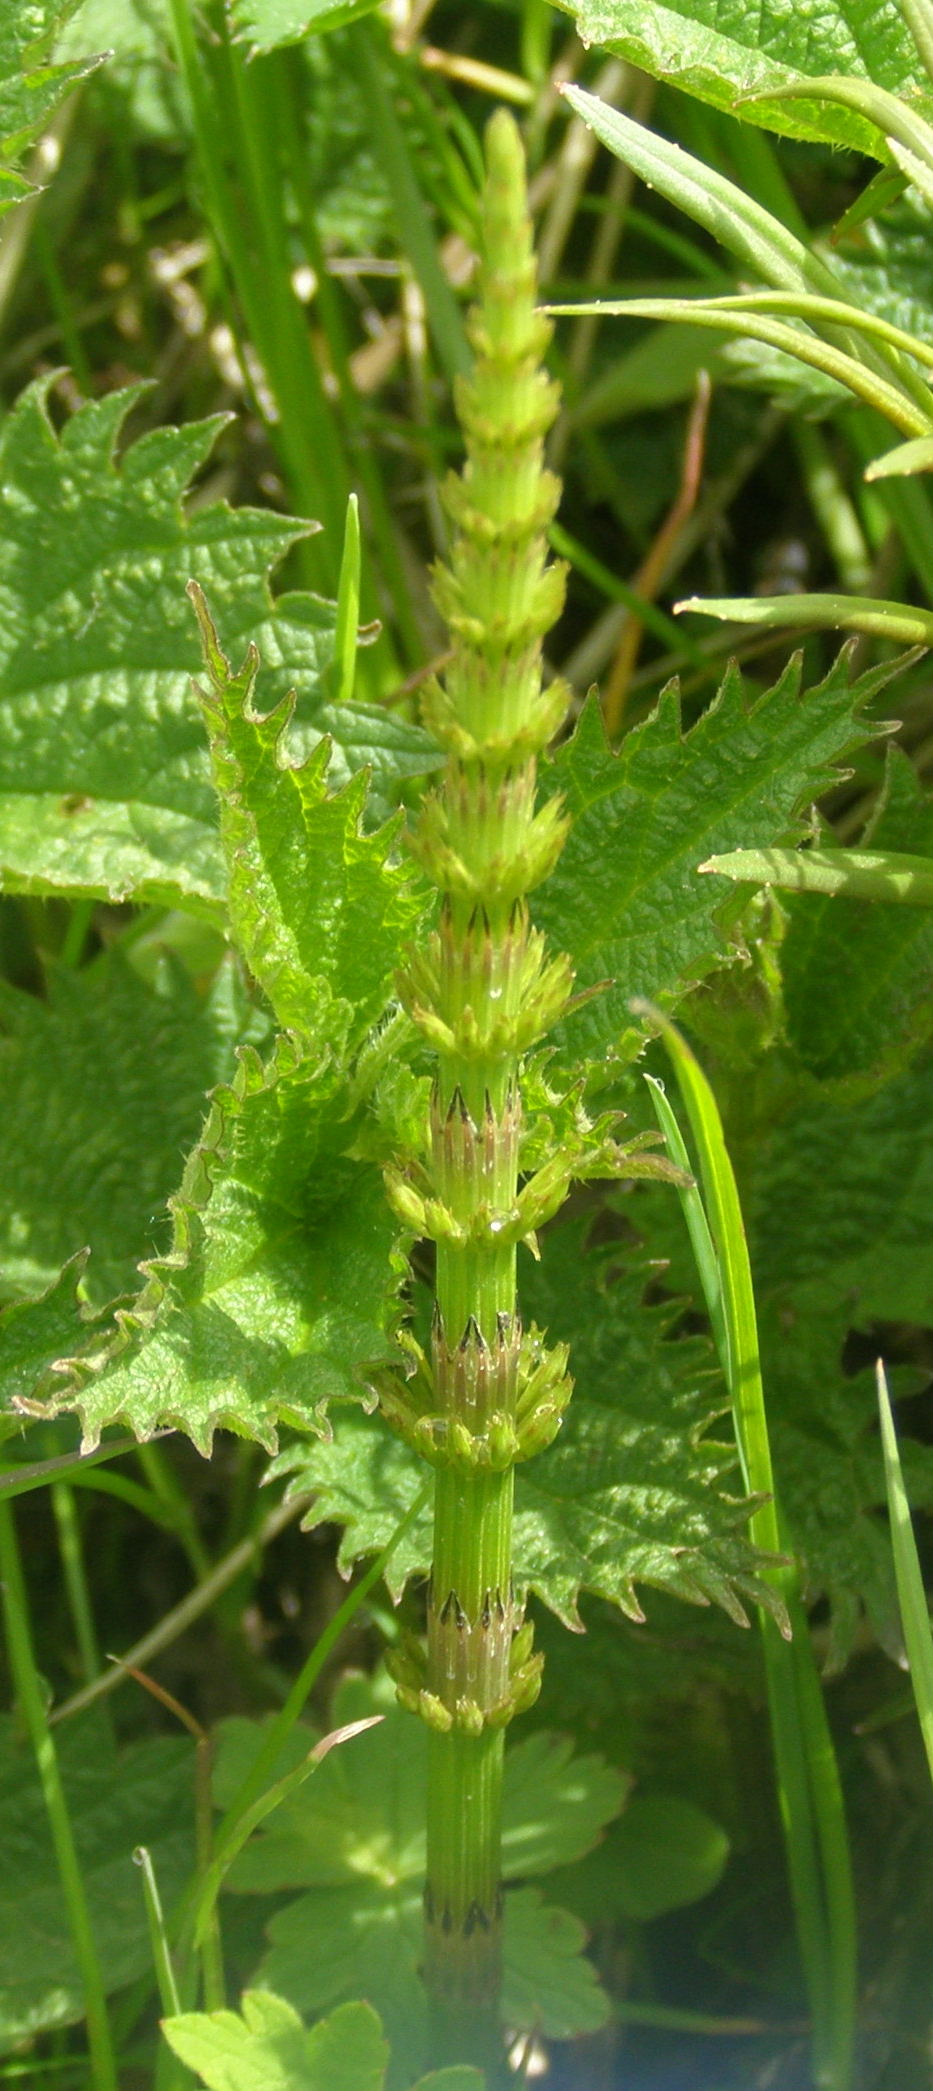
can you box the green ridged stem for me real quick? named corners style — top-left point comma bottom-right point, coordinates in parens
top-left (382, 112), bottom-right (575, 2074)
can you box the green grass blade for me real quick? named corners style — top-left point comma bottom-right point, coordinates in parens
top-left (355, 24), bottom-right (469, 387)
top-left (876, 1360), bottom-right (933, 1785)
top-left (640, 1006), bottom-right (857, 2091)
top-left (191, 1716), bottom-right (382, 1949)
top-left (643, 1073), bottom-right (728, 1392)
top-left (0, 1499), bottom-right (118, 2091)
top-left (549, 522), bottom-right (709, 666)
top-left (134, 1847), bottom-right (181, 2017)
top-left (866, 433), bottom-right (933, 479)
top-left (700, 845), bottom-right (933, 906)
top-left (203, 1481), bottom-right (431, 1886)
top-left (638, 1008), bottom-right (779, 1540)
top-left (561, 86), bottom-right (933, 423)
top-left (334, 493), bottom-right (361, 708)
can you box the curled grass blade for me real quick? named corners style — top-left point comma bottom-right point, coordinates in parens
top-left (195, 1481), bottom-right (431, 1923)
top-left (866, 434), bottom-right (933, 480)
top-left (748, 74), bottom-right (933, 185)
top-left (560, 87), bottom-right (933, 421)
top-left (674, 591), bottom-right (933, 645)
top-left (700, 845), bottom-right (933, 906)
top-left (548, 297), bottom-right (932, 437)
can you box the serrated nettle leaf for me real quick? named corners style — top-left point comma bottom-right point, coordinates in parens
top-left (0, 952), bottom-right (243, 1310)
top-left (534, 649), bottom-right (896, 1075)
top-left (0, 380), bottom-right (428, 916)
top-left (164, 1992), bottom-right (389, 2091)
top-left (558, 0), bottom-right (929, 153)
top-left (25, 1031), bottom-right (403, 1452)
top-left (0, 2), bottom-right (104, 218)
top-left (0, 1254), bottom-right (89, 1428)
top-left (190, 586), bottom-right (427, 1050)
top-left (780, 748), bottom-right (933, 1088)
top-left (273, 1221), bottom-right (781, 1630)
top-left (232, 0), bottom-right (384, 53)
top-left (0, 1710), bottom-right (193, 2051)
top-left (749, 1050), bottom-right (933, 1330)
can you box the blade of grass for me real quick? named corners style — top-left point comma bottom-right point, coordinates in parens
top-left (643, 1074), bottom-right (728, 1394)
top-left (50, 1489), bottom-right (311, 1726)
top-left (206, 1479), bottom-right (431, 1881)
top-left (355, 23), bottom-right (469, 388)
top-left (876, 1360), bottom-right (933, 1785)
top-left (165, 0), bottom-right (347, 595)
top-left (561, 86), bottom-right (933, 424)
top-left (0, 1498), bottom-right (118, 2091)
top-left (191, 1715), bottom-right (382, 1949)
top-left (334, 493), bottom-right (362, 707)
top-left (640, 1008), bottom-right (857, 2091)
top-left (51, 1482), bottom-right (101, 1686)
top-left (134, 1848), bottom-right (181, 2018)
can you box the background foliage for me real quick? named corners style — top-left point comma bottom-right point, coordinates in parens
top-left (0, 0), bottom-right (931, 2087)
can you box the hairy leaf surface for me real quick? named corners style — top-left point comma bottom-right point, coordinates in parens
top-left (193, 598), bottom-right (426, 1049)
top-left (26, 1033), bottom-right (402, 1451)
top-left (0, 954), bottom-right (242, 1311)
top-left (781, 749), bottom-right (933, 1089)
top-left (0, 380), bottom-right (433, 913)
top-left (536, 648), bottom-right (892, 1077)
top-left (559, 0), bottom-right (928, 152)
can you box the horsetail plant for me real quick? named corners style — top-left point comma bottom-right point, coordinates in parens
top-left (376, 110), bottom-right (674, 2076)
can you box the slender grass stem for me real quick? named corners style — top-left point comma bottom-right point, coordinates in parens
top-left (0, 1499), bottom-right (118, 2091)
top-left (644, 1026), bottom-right (857, 2091)
top-left (51, 1482), bottom-right (102, 1687)
top-left (354, 23), bottom-right (470, 388)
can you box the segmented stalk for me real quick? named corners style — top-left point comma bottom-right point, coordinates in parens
top-left (379, 113), bottom-right (574, 2070)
